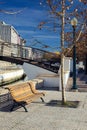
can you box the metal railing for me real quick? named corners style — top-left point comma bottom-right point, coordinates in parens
top-left (0, 42), bottom-right (44, 61)
top-left (0, 42), bottom-right (60, 61)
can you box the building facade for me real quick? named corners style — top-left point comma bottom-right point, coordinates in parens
top-left (0, 21), bottom-right (26, 57)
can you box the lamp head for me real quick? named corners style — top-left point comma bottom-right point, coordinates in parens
top-left (71, 17), bottom-right (78, 26)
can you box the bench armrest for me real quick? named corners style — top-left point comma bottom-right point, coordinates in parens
top-left (28, 81), bottom-right (45, 96)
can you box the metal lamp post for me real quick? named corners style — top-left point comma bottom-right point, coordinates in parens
top-left (71, 17), bottom-right (78, 89)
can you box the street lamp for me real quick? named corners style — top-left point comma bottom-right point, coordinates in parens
top-left (71, 17), bottom-right (78, 89)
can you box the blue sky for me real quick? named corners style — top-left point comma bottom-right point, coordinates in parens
top-left (0, 0), bottom-right (86, 52)
top-left (0, 0), bottom-right (61, 52)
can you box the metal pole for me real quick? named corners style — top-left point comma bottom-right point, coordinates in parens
top-left (72, 26), bottom-right (77, 89)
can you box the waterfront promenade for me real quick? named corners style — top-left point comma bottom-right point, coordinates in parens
top-left (0, 90), bottom-right (87, 130)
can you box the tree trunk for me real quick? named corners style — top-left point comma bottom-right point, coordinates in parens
top-left (61, 0), bottom-right (66, 104)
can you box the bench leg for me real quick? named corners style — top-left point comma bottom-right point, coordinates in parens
top-left (40, 97), bottom-right (45, 102)
top-left (20, 103), bottom-right (28, 112)
top-left (10, 101), bottom-right (28, 112)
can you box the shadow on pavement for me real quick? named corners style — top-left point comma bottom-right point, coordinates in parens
top-left (0, 103), bottom-right (24, 112)
top-left (46, 100), bottom-right (80, 108)
top-left (37, 86), bottom-right (59, 91)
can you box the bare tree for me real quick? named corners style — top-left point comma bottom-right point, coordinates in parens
top-left (39, 0), bottom-right (87, 104)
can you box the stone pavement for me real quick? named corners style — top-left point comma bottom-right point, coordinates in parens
top-left (0, 89), bottom-right (87, 130)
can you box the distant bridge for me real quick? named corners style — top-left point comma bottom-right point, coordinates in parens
top-left (0, 42), bottom-right (60, 73)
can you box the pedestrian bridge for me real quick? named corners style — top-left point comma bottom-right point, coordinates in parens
top-left (0, 42), bottom-right (60, 73)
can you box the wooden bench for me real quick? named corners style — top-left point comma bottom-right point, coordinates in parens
top-left (6, 81), bottom-right (45, 112)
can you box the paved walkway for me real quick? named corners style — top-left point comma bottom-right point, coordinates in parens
top-left (0, 89), bottom-right (87, 130)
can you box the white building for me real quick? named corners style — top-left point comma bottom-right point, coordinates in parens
top-left (22, 46), bottom-right (33, 59)
top-left (0, 21), bottom-right (20, 44)
top-left (32, 48), bottom-right (44, 61)
top-left (0, 21), bottom-right (26, 57)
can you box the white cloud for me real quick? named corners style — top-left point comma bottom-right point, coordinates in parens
top-left (34, 35), bottom-right (60, 39)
